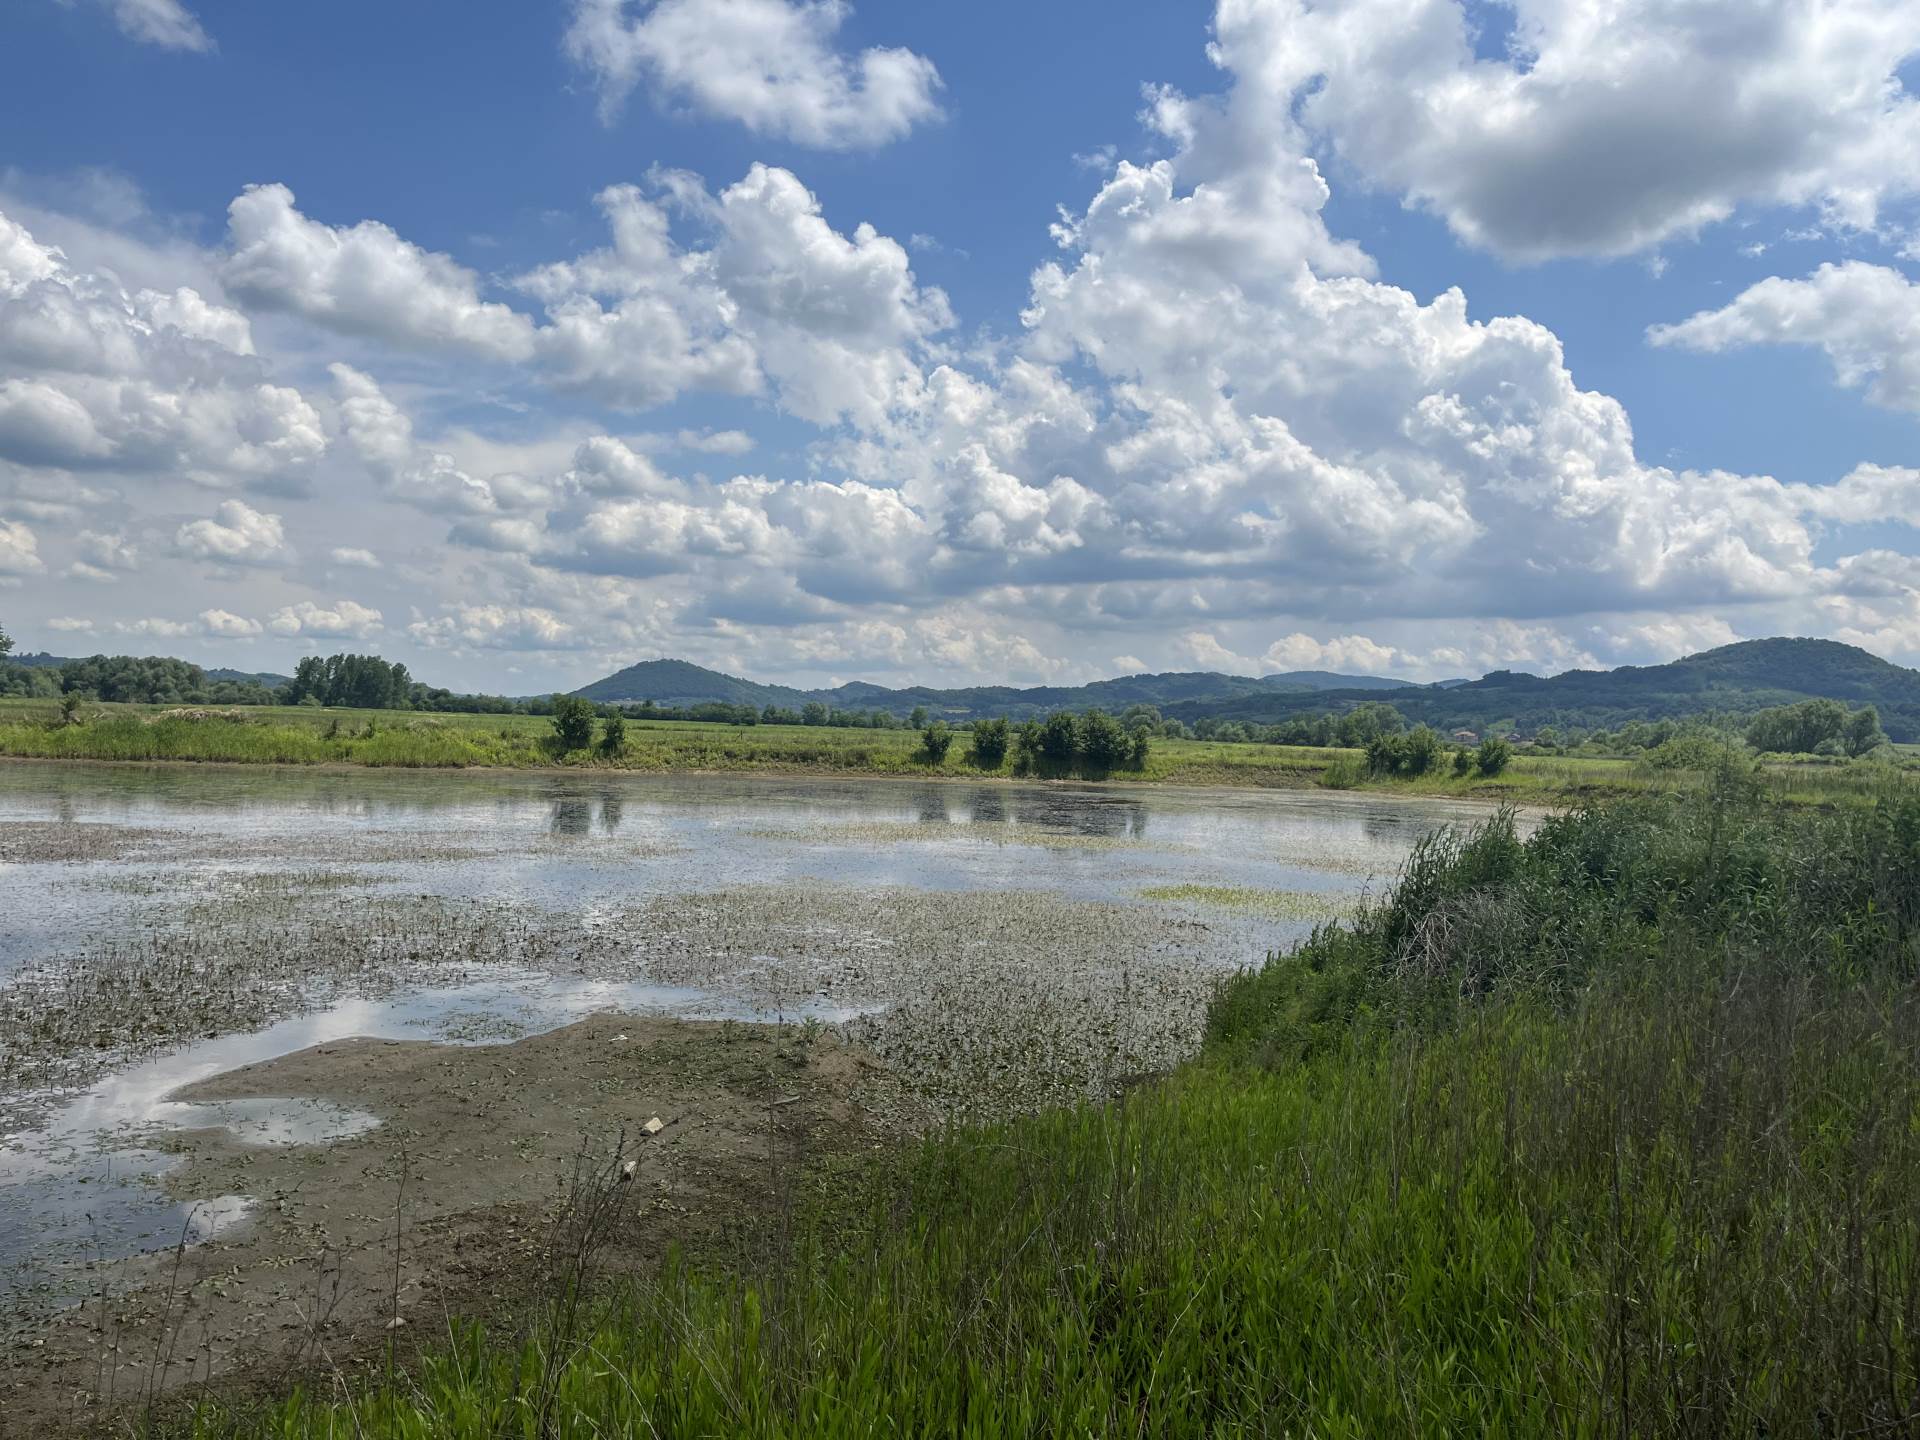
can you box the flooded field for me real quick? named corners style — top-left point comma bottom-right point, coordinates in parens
top-left (0, 762), bottom-right (1507, 1330)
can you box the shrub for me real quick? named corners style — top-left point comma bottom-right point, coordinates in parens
top-left (550, 695), bottom-right (597, 752)
top-left (1474, 736), bottom-right (1512, 776)
top-left (1451, 747), bottom-right (1473, 776)
top-left (1365, 725), bottom-right (1442, 777)
top-left (1037, 711), bottom-right (1079, 764)
top-left (1078, 709), bottom-right (1128, 770)
top-left (919, 719), bottom-right (954, 764)
top-left (969, 717), bottom-right (1010, 768)
top-left (1126, 727), bottom-right (1151, 770)
top-left (599, 710), bottom-right (626, 756)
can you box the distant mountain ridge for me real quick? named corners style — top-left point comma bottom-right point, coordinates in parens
top-left (569, 659), bottom-right (1420, 716)
top-left (572, 639), bottom-right (1920, 741)
top-left (1167, 638), bottom-right (1920, 741)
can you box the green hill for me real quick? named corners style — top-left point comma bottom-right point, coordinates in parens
top-left (569, 659), bottom-right (819, 710)
top-left (1172, 639), bottom-right (1920, 741)
top-left (570, 641), bottom-right (1920, 738)
top-left (569, 660), bottom-right (1418, 717)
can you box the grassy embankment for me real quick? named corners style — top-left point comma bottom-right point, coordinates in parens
top-left (1, 696), bottom-right (1910, 804)
top-left (167, 769), bottom-right (1920, 1437)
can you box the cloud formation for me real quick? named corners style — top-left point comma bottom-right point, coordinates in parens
top-left (224, 186), bottom-right (537, 361)
top-left (1650, 262), bottom-right (1920, 413)
top-left (89, 0), bottom-right (212, 53)
top-left (1212, 0), bottom-right (1920, 259)
top-left (563, 0), bottom-right (942, 148)
top-left (269, 598), bottom-right (382, 639)
top-left (0, 208), bottom-right (322, 483)
top-left (174, 499), bottom-right (290, 567)
top-left (231, 170), bottom-right (950, 426)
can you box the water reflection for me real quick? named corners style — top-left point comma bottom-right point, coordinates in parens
top-left (549, 796), bottom-right (593, 836)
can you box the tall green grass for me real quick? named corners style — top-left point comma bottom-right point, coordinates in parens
top-left (171, 781), bottom-right (1920, 1437)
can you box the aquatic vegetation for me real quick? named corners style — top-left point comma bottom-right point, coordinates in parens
top-left (1136, 882), bottom-right (1355, 922)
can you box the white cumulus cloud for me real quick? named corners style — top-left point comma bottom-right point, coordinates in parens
top-left (563, 0), bottom-right (942, 148)
top-left (0, 519), bottom-right (45, 576)
top-left (223, 184), bottom-right (537, 361)
top-left (174, 499), bottom-right (291, 567)
top-left (269, 598), bottom-right (384, 639)
top-left (199, 607), bottom-right (262, 638)
top-left (1213, 0), bottom-right (1920, 260)
top-left (1650, 262), bottom-right (1920, 413)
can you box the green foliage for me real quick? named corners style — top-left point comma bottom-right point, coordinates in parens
top-left (1744, 696), bottom-right (1850, 754)
top-left (599, 710), bottom-right (626, 756)
top-left (1645, 729), bottom-right (1740, 770)
top-left (550, 695), bottom-right (597, 752)
top-left (57, 692), bottom-right (84, 725)
top-left (0, 621), bottom-right (10, 657)
top-left (1844, 703), bottom-right (1888, 756)
top-left (1036, 711), bottom-right (1078, 764)
top-left (1474, 735), bottom-right (1512, 775)
top-left (1209, 786), bottom-right (1920, 1067)
top-left (968, 717), bottom-right (1010, 768)
top-left (55, 654), bottom-right (211, 704)
top-left (918, 719), bottom-right (953, 763)
top-left (283, 653), bottom-right (413, 709)
top-left (1076, 709), bottom-right (1128, 770)
top-left (1126, 726), bottom-right (1151, 770)
top-left (909, 705), bottom-right (929, 731)
top-left (1364, 723), bottom-right (1443, 776)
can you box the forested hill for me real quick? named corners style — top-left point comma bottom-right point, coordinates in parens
top-left (569, 659), bottom-right (1418, 715)
top-left (575, 640), bottom-right (1920, 739)
top-left (1169, 639), bottom-right (1920, 741)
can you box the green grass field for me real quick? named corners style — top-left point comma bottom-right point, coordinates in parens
top-left (0, 696), bottom-right (1910, 805)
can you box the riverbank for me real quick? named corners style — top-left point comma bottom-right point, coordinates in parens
top-left (2, 777), bottom-right (1915, 1432)
top-left (113, 781), bottom-right (1920, 1436)
top-left (0, 696), bottom-right (1906, 805)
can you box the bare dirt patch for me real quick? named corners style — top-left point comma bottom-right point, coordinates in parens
top-left (0, 1013), bottom-right (918, 1434)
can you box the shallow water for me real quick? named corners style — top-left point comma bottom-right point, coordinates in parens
top-left (0, 763), bottom-right (1506, 1302)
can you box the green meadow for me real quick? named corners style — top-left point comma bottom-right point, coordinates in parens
top-left (1, 696), bottom-right (1909, 806)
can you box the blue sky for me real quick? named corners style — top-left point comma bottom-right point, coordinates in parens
top-left (1, 0), bottom-right (1917, 690)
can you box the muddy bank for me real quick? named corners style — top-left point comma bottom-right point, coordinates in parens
top-left (0, 1013), bottom-right (919, 1434)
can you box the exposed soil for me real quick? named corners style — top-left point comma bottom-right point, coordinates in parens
top-left (0, 1013), bottom-right (921, 1435)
